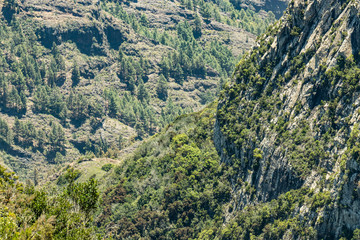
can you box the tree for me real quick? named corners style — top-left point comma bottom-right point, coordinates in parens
top-left (49, 122), bottom-right (65, 151)
top-left (30, 191), bottom-right (47, 218)
top-left (67, 91), bottom-right (88, 121)
top-left (0, 117), bottom-right (13, 145)
top-left (156, 74), bottom-right (168, 101)
top-left (71, 62), bottom-right (80, 86)
top-left (193, 14), bottom-right (202, 38)
top-left (47, 68), bottom-right (56, 87)
top-left (173, 63), bottom-right (184, 85)
top-left (33, 168), bottom-right (38, 186)
top-left (140, 14), bottom-right (149, 27)
top-left (137, 79), bottom-right (149, 103)
top-left (67, 178), bottom-right (99, 215)
top-left (200, 3), bottom-right (212, 20)
top-left (160, 57), bottom-right (171, 79)
top-left (2, 0), bottom-right (17, 22)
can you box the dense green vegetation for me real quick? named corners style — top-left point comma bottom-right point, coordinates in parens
top-left (0, 165), bottom-right (100, 239)
top-left (95, 104), bottom-right (234, 239)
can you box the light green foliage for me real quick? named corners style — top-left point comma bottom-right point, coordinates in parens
top-left (0, 164), bottom-right (100, 239)
top-left (353, 229), bottom-right (360, 240)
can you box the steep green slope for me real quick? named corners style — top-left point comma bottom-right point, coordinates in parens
top-left (90, 0), bottom-right (360, 239)
top-left (94, 103), bottom-right (234, 239)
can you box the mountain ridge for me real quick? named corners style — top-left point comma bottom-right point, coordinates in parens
top-left (215, 0), bottom-right (360, 237)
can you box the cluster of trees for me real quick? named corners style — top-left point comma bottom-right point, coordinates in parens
top-left (103, 0), bottom-right (276, 36)
top-left (0, 0), bottom-right (276, 160)
top-left (33, 86), bottom-right (104, 124)
top-left (179, 0), bottom-right (276, 35)
top-left (104, 89), bottom-right (190, 138)
top-left (104, 89), bottom-right (157, 137)
top-left (0, 117), bottom-right (66, 155)
top-left (0, 165), bottom-right (100, 239)
top-left (0, 71), bottom-right (27, 115)
top-left (102, 0), bottom-right (237, 81)
top-left (117, 52), bottom-right (150, 93)
top-left (0, 17), bottom-right (80, 118)
top-left (0, 118), bottom-right (13, 146)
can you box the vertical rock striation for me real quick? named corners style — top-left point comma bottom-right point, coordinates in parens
top-left (215, 0), bottom-right (360, 237)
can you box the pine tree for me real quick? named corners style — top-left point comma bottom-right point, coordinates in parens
top-left (160, 57), bottom-right (171, 79)
top-left (137, 79), bottom-right (149, 103)
top-left (193, 14), bottom-right (202, 38)
top-left (156, 74), bottom-right (168, 101)
top-left (47, 68), bottom-right (55, 87)
top-left (118, 49), bottom-right (124, 61)
top-left (173, 63), bottom-right (184, 85)
top-left (71, 62), bottom-right (80, 86)
top-left (49, 122), bottom-right (65, 150)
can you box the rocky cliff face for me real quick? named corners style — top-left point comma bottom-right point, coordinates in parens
top-left (215, 0), bottom-right (360, 237)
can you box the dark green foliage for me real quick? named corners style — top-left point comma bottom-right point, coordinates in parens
top-left (0, 117), bottom-right (13, 145)
top-left (103, 0), bottom-right (264, 85)
top-left (2, 0), bottom-right (18, 22)
top-left (30, 191), bottom-right (47, 218)
top-left (101, 163), bottom-right (113, 172)
top-left (220, 188), bottom-right (318, 239)
top-left (179, 0), bottom-right (276, 34)
top-left (137, 79), bottom-right (150, 103)
top-left (104, 89), bottom-right (157, 136)
top-left (96, 104), bottom-right (233, 239)
top-left (33, 86), bottom-right (68, 120)
top-left (71, 61), bottom-right (80, 86)
top-left (156, 74), bottom-right (168, 100)
top-left (49, 122), bottom-right (66, 151)
top-left (4, 87), bottom-right (26, 114)
top-left (117, 55), bottom-right (150, 92)
top-left (160, 98), bottom-right (192, 128)
top-left (67, 91), bottom-right (89, 122)
top-left (193, 14), bottom-right (202, 38)
top-left (67, 178), bottom-right (99, 215)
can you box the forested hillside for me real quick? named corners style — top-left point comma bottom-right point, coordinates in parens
top-left (96, 0), bottom-right (360, 238)
top-left (0, 0), bottom-right (276, 181)
top-left (10, 0), bottom-right (360, 239)
top-left (4, 0), bottom-right (360, 238)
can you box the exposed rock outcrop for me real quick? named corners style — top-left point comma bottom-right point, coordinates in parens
top-left (215, 0), bottom-right (360, 237)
